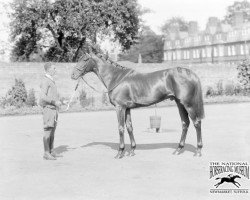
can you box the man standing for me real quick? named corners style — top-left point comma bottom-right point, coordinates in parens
top-left (39, 63), bottom-right (61, 160)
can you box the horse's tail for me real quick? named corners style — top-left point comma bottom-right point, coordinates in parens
top-left (192, 75), bottom-right (205, 120)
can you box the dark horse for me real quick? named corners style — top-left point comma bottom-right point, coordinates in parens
top-left (71, 53), bottom-right (205, 158)
top-left (214, 174), bottom-right (241, 188)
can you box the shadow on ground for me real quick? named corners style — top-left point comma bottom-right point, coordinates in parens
top-left (81, 142), bottom-right (196, 154)
top-left (53, 145), bottom-right (77, 156)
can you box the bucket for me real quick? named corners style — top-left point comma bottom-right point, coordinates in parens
top-left (150, 116), bottom-right (161, 132)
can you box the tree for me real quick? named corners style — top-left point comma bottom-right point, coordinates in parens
top-left (119, 26), bottom-right (164, 63)
top-left (26, 88), bottom-right (37, 107)
top-left (223, 1), bottom-right (250, 24)
top-left (6, 78), bottom-right (28, 108)
top-left (160, 17), bottom-right (189, 35)
top-left (237, 59), bottom-right (250, 91)
top-left (9, 0), bottom-right (140, 62)
top-left (79, 89), bottom-right (90, 107)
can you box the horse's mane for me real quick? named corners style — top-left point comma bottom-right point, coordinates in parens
top-left (83, 42), bottom-right (129, 70)
top-left (94, 52), bottom-right (127, 70)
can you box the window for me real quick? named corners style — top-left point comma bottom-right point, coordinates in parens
top-left (164, 52), bottom-right (168, 60)
top-left (177, 50), bottom-right (181, 60)
top-left (213, 47), bottom-right (218, 57)
top-left (207, 47), bottom-right (212, 57)
top-left (247, 28), bottom-right (250, 34)
top-left (228, 45), bottom-right (236, 56)
top-left (186, 50), bottom-right (190, 59)
top-left (232, 45), bottom-right (236, 55)
top-left (173, 52), bottom-right (176, 60)
top-left (168, 52), bottom-right (172, 60)
top-left (216, 34), bottom-right (221, 40)
top-left (246, 45), bottom-right (249, 55)
top-left (202, 48), bottom-right (206, 58)
top-left (185, 38), bottom-right (191, 44)
top-left (228, 46), bottom-right (231, 56)
top-left (219, 46), bottom-right (224, 57)
top-left (193, 49), bottom-right (197, 58)
top-left (183, 50), bottom-right (190, 60)
top-left (240, 45), bottom-right (244, 55)
top-left (194, 36), bottom-right (200, 43)
top-left (193, 49), bottom-right (200, 58)
top-left (242, 29), bottom-right (247, 36)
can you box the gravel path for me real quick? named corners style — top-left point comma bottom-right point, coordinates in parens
top-left (0, 103), bottom-right (250, 200)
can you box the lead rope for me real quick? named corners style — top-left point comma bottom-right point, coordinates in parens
top-left (81, 77), bottom-right (105, 93)
top-left (63, 77), bottom-right (104, 112)
top-left (63, 78), bottom-right (81, 111)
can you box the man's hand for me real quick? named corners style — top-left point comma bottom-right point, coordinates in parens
top-left (55, 101), bottom-right (62, 108)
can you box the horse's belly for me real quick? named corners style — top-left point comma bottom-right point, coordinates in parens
top-left (131, 88), bottom-right (167, 105)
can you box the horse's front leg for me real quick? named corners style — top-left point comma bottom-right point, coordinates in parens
top-left (114, 105), bottom-right (126, 159)
top-left (125, 109), bottom-right (136, 156)
top-left (233, 182), bottom-right (240, 188)
top-left (234, 181), bottom-right (241, 187)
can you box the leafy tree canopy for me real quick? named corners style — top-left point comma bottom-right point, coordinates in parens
top-left (10, 0), bottom-right (141, 62)
top-left (119, 25), bottom-right (163, 63)
top-left (160, 17), bottom-right (189, 35)
top-left (223, 1), bottom-right (250, 24)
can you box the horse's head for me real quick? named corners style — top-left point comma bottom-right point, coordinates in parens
top-left (234, 175), bottom-right (241, 179)
top-left (71, 53), bottom-right (95, 80)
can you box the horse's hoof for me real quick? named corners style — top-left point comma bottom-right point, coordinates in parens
top-left (127, 151), bottom-right (135, 157)
top-left (194, 150), bottom-right (202, 157)
top-left (114, 152), bottom-right (124, 159)
top-left (173, 148), bottom-right (183, 155)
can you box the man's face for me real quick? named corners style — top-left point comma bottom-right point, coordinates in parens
top-left (48, 65), bottom-right (56, 77)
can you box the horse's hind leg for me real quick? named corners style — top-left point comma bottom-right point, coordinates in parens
top-left (192, 119), bottom-right (202, 157)
top-left (115, 105), bottom-right (126, 159)
top-left (173, 101), bottom-right (190, 155)
top-left (215, 182), bottom-right (221, 188)
top-left (125, 109), bottom-right (136, 156)
top-left (188, 108), bottom-right (203, 157)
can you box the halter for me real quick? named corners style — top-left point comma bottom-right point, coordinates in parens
top-left (65, 53), bottom-right (131, 111)
top-left (74, 55), bottom-right (90, 76)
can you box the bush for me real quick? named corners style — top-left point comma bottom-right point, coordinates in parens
top-left (216, 79), bottom-right (223, 96)
top-left (0, 97), bottom-right (8, 108)
top-left (79, 90), bottom-right (91, 107)
top-left (224, 81), bottom-right (235, 96)
top-left (5, 78), bottom-right (28, 108)
top-left (237, 59), bottom-right (250, 90)
top-left (205, 86), bottom-right (215, 97)
top-left (26, 88), bottom-right (37, 107)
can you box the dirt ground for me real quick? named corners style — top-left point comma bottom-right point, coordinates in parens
top-left (0, 103), bottom-right (250, 200)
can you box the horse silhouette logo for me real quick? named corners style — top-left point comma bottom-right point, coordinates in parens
top-left (214, 174), bottom-right (241, 188)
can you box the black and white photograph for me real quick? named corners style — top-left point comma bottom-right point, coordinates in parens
top-left (0, 0), bottom-right (249, 199)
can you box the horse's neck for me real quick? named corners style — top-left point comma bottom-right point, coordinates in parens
top-left (94, 58), bottom-right (126, 89)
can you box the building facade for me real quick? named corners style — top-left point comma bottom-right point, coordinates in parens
top-left (163, 12), bottom-right (250, 64)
